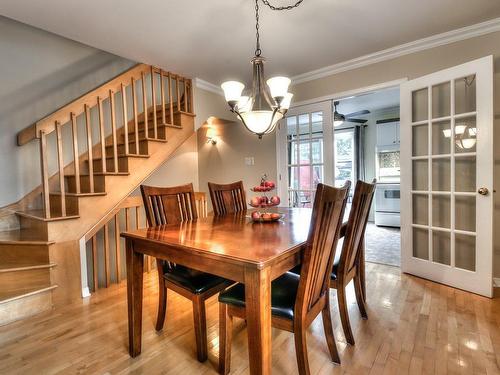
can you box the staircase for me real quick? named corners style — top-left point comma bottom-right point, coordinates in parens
top-left (0, 64), bottom-right (196, 325)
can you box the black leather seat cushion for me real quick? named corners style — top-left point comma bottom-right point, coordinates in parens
top-left (164, 265), bottom-right (230, 294)
top-left (218, 272), bottom-right (300, 320)
top-left (289, 250), bottom-right (341, 281)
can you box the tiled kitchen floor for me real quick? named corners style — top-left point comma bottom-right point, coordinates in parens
top-left (364, 222), bottom-right (400, 267)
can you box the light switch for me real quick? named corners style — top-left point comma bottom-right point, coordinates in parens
top-left (244, 157), bottom-right (255, 166)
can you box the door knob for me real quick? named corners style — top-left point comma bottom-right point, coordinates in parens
top-left (478, 187), bottom-right (489, 196)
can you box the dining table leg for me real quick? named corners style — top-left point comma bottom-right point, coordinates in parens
top-left (244, 267), bottom-right (272, 375)
top-left (126, 238), bottom-right (144, 357)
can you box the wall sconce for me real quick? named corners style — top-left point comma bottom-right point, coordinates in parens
top-left (206, 127), bottom-right (217, 145)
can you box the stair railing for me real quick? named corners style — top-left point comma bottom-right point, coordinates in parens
top-left (84, 192), bottom-right (208, 292)
top-left (16, 64), bottom-right (194, 220)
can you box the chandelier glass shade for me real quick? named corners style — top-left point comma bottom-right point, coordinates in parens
top-left (221, 0), bottom-right (301, 138)
top-left (442, 123), bottom-right (477, 149)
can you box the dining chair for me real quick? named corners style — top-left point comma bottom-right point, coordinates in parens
top-left (140, 183), bottom-right (233, 362)
top-left (330, 179), bottom-right (376, 345)
top-left (218, 182), bottom-right (350, 375)
top-left (208, 181), bottom-right (247, 215)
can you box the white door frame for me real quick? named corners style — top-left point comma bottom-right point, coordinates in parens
top-left (400, 55), bottom-right (494, 297)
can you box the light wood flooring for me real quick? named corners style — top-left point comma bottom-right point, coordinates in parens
top-left (1, 263), bottom-right (500, 374)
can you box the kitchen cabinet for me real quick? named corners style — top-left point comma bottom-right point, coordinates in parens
top-left (376, 121), bottom-right (400, 147)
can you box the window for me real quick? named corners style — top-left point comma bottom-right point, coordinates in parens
top-left (334, 129), bottom-right (356, 188)
top-left (286, 112), bottom-right (324, 207)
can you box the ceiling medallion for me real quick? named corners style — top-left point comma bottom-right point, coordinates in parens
top-left (221, 0), bottom-right (303, 138)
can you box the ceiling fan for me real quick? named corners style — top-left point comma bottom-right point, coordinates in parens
top-left (333, 101), bottom-right (370, 126)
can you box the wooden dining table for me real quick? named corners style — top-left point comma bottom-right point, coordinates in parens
top-left (121, 207), bottom-right (312, 375)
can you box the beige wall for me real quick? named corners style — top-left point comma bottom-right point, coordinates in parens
top-left (195, 88), bottom-right (278, 208)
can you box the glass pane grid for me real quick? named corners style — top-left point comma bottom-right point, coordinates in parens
top-left (410, 79), bottom-right (477, 272)
top-left (286, 111), bottom-right (325, 208)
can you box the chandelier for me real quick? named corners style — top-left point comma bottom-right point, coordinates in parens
top-left (221, 0), bottom-right (303, 138)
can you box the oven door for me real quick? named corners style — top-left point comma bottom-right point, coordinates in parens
top-left (375, 184), bottom-right (400, 212)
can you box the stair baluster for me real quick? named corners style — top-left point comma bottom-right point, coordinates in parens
top-left (121, 84), bottom-right (129, 155)
top-left (97, 97), bottom-right (107, 174)
top-left (84, 104), bottom-right (95, 193)
top-left (70, 113), bottom-right (81, 194)
top-left (183, 78), bottom-right (188, 112)
top-left (109, 90), bottom-right (119, 173)
top-left (55, 121), bottom-right (66, 216)
top-left (151, 67), bottom-right (158, 139)
top-left (114, 214), bottom-right (121, 282)
top-left (168, 72), bottom-right (174, 125)
top-left (160, 70), bottom-right (166, 126)
top-left (131, 78), bottom-right (140, 155)
top-left (39, 130), bottom-right (51, 219)
top-left (176, 75), bottom-right (181, 113)
top-left (141, 72), bottom-right (149, 139)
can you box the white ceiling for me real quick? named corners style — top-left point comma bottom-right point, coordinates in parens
top-left (1, 0), bottom-right (500, 86)
top-left (337, 87), bottom-right (400, 116)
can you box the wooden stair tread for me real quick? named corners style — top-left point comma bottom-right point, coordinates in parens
top-left (0, 285), bottom-right (57, 304)
top-left (65, 172), bottom-right (130, 177)
top-left (51, 192), bottom-right (106, 197)
top-left (91, 153), bottom-right (150, 162)
top-left (0, 262), bottom-right (56, 272)
top-left (0, 229), bottom-right (53, 245)
top-left (16, 210), bottom-right (80, 222)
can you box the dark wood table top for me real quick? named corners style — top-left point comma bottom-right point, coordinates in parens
top-left (121, 207), bottom-right (312, 269)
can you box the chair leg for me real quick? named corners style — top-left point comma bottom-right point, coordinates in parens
top-left (321, 298), bottom-right (341, 365)
top-left (354, 275), bottom-right (368, 319)
top-left (337, 285), bottom-right (355, 345)
top-left (219, 303), bottom-right (232, 375)
top-left (293, 323), bottom-right (311, 375)
top-left (192, 295), bottom-right (208, 362)
top-left (155, 262), bottom-right (167, 331)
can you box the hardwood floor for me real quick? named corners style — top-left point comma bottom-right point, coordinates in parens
top-left (1, 262), bottom-right (500, 374)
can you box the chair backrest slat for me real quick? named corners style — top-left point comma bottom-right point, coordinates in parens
top-left (208, 181), bottom-right (247, 216)
top-left (338, 179), bottom-right (376, 276)
top-left (295, 182), bottom-right (350, 316)
top-left (141, 183), bottom-right (198, 226)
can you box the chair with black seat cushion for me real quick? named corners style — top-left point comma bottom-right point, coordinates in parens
top-left (208, 181), bottom-right (247, 216)
top-left (140, 183), bottom-right (233, 362)
top-left (218, 182), bottom-right (350, 375)
top-left (330, 179), bottom-right (376, 345)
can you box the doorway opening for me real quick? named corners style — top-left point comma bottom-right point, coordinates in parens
top-left (334, 87), bottom-right (401, 267)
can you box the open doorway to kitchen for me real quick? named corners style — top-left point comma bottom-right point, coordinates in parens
top-left (333, 87), bottom-right (401, 267)
top-left (277, 85), bottom-right (401, 267)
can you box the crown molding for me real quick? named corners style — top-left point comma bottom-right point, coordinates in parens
top-left (291, 17), bottom-right (500, 85)
top-left (194, 77), bottom-right (224, 96)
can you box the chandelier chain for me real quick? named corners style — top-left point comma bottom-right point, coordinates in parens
top-left (254, 0), bottom-right (304, 57)
top-left (261, 0), bottom-right (304, 11)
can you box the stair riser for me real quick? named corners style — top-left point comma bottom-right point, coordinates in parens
top-left (0, 289), bottom-right (52, 326)
top-left (0, 244), bottom-right (50, 266)
top-left (65, 175), bottom-right (106, 194)
top-left (105, 140), bottom-right (149, 156)
top-left (122, 127), bottom-right (166, 143)
top-left (92, 157), bottom-right (129, 173)
top-left (0, 268), bottom-right (51, 296)
top-left (49, 195), bottom-right (79, 217)
top-left (18, 217), bottom-right (48, 241)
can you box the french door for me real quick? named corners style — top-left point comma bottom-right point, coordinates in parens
top-left (400, 56), bottom-right (493, 297)
top-left (276, 102), bottom-right (334, 207)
